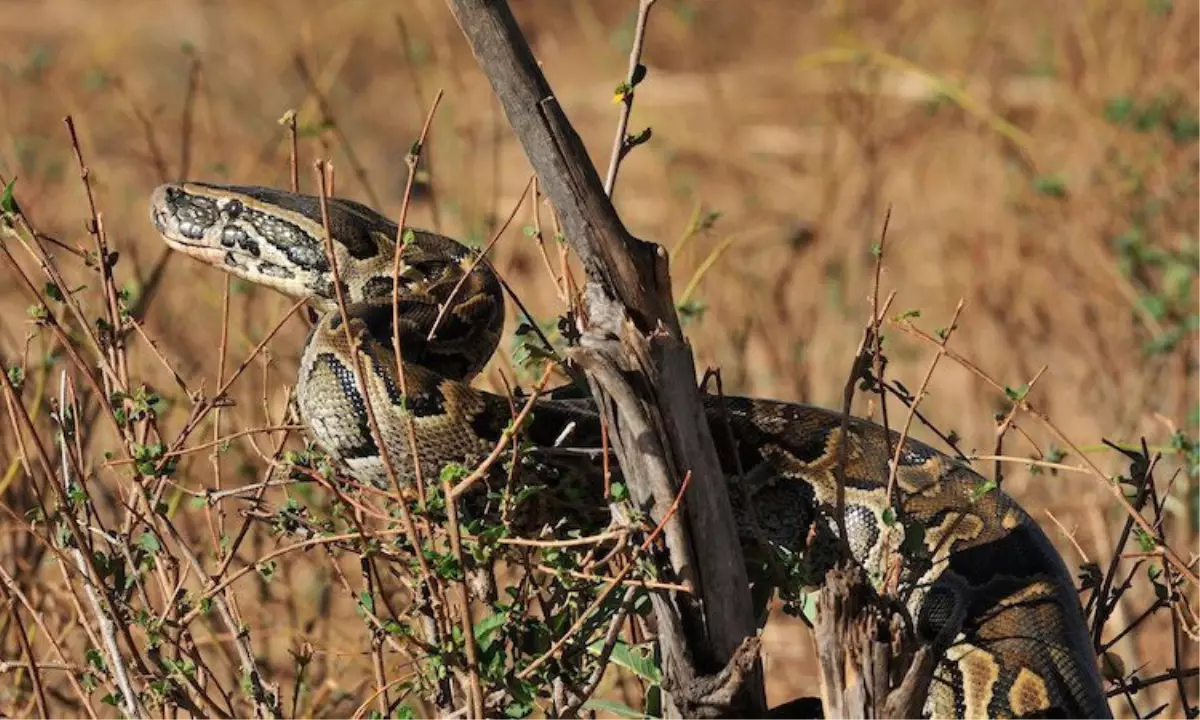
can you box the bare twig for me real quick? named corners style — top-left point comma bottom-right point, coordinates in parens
top-left (603, 0), bottom-right (657, 195)
top-left (56, 373), bottom-right (143, 718)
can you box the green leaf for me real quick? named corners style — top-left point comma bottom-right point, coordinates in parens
top-left (588, 638), bottom-right (662, 684)
top-left (1147, 0), bottom-right (1173, 15)
top-left (0, 177), bottom-right (17, 214)
top-left (1143, 327), bottom-right (1184, 355)
top-left (1171, 114), bottom-right (1199, 143)
top-left (439, 462), bottom-right (469, 484)
top-left (473, 611), bottom-right (509, 649)
top-left (258, 560), bottom-right (277, 582)
top-left (1004, 383), bottom-right (1030, 402)
top-left (85, 647), bottom-right (106, 671)
top-left (612, 81), bottom-right (634, 104)
top-left (1161, 259), bottom-right (1193, 300)
top-left (1032, 175), bottom-right (1067, 198)
top-left (1134, 97), bottom-right (1168, 132)
top-left (137, 532), bottom-right (161, 553)
top-left (677, 299), bottom-right (707, 325)
top-left (1104, 95), bottom-right (1135, 125)
top-left (1137, 293), bottom-right (1167, 320)
top-left (504, 701), bottom-right (534, 719)
top-left (297, 118), bottom-right (336, 138)
top-left (970, 478), bottom-right (997, 502)
top-left (1133, 527), bottom-right (1156, 553)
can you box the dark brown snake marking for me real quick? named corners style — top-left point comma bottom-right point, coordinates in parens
top-left (150, 182), bottom-right (1111, 719)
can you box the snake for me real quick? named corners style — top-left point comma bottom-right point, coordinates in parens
top-left (149, 181), bottom-right (1112, 719)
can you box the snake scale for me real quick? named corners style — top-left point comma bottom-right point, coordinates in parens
top-left (150, 182), bottom-right (1111, 719)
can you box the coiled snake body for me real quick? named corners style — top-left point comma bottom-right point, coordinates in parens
top-left (150, 182), bottom-right (1111, 719)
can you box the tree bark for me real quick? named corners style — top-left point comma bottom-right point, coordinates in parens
top-left (441, 1), bottom-right (765, 715)
top-left (814, 566), bottom-right (935, 719)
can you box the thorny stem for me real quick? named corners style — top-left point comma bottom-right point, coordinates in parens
top-left (868, 209), bottom-right (896, 490)
top-left (0, 562), bottom-right (98, 719)
top-left (207, 269), bottom-right (233, 575)
top-left (64, 115), bottom-right (130, 405)
top-left (0, 350), bottom-right (164, 712)
top-left (991, 365), bottom-right (1049, 489)
top-left (2, 137), bottom-right (228, 717)
top-left (528, 178), bottom-right (568, 300)
top-left (442, 472), bottom-right (485, 719)
top-left (0, 566), bottom-right (98, 715)
top-left (131, 297), bottom-right (311, 535)
top-left (284, 109), bottom-right (300, 192)
top-left (0, 238), bottom-right (126, 441)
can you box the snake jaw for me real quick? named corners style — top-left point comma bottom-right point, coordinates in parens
top-left (151, 183), bottom-right (260, 269)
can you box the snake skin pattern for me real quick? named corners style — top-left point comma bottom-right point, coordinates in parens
top-left (150, 182), bottom-right (1112, 719)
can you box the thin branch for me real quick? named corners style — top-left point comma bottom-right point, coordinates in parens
top-left (603, 0), bottom-right (657, 195)
top-left (57, 373), bottom-right (142, 718)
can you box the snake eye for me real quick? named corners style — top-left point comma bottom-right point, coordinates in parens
top-left (224, 199), bottom-right (244, 218)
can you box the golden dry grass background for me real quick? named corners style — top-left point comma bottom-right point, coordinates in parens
top-left (0, 0), bottom-right (1197, 717)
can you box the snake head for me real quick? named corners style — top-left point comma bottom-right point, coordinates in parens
top-left (149, 182), bottom-right (395, 306)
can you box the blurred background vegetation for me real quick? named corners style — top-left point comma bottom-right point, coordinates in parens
top-left (0, 0), bottom-right (1196, 716)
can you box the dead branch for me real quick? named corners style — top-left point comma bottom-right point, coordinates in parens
top-left (441, 0), bottom-right (764, 715)
top-left (815, 566), bottom-right (934, 719)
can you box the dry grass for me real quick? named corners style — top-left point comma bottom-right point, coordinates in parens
top-left (0, 0), bottom-right (1196, 717)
